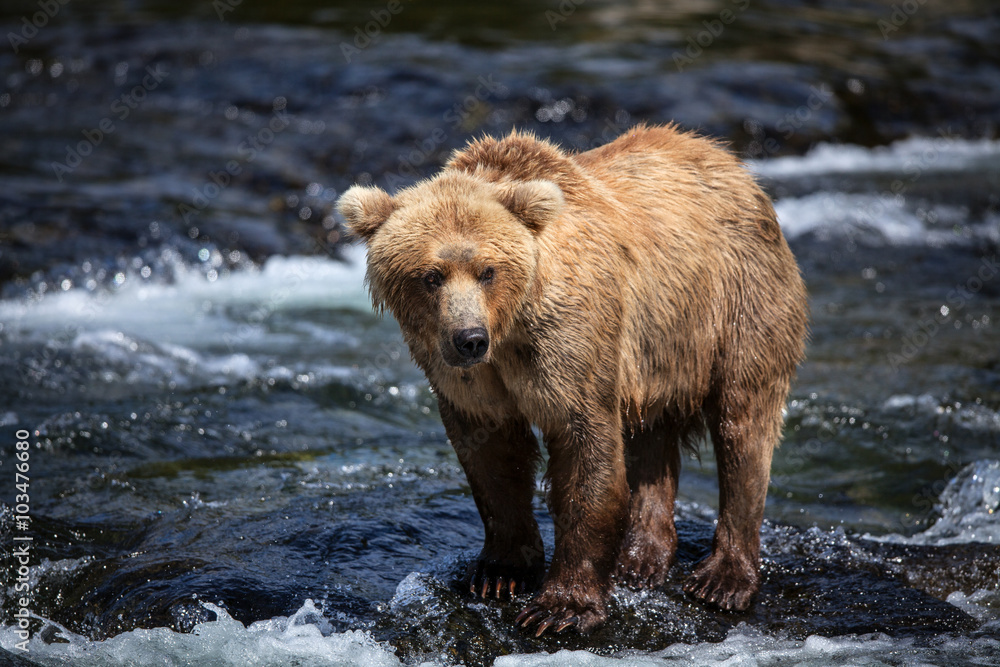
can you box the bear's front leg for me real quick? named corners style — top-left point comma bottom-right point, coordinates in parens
top-left (516, 412), bottom-right (629, 636)
top-left (438, 398), bottom-right (545, 599)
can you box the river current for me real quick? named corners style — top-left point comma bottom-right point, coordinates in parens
top-left (1, 1), bottom-right (999, 665)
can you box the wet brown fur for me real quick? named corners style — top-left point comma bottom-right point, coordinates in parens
top-left (337, 124), bottom-right (808, 634)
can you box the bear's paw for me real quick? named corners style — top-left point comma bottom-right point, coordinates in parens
top-left (683, 551), bottom-right (761, 611)
top-left (515, 582), bottom-right (608, 636)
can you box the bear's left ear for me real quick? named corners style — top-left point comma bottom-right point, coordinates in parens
top-left (494, 180), bottom-right (564, 235)
top-left (336, 185), bottom-right (396, 242)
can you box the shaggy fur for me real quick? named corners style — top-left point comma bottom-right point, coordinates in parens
top-left (337, 124), bottom-right (808, 635)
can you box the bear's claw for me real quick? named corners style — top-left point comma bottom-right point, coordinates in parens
top-left (469, 575), bottom-right (523, 599)
top-left (467, 558), bottom-right (542, 600)
top-left (515, 604), bottom-right (579, 636)
top-left (555, 616), bottom-right (579, 632)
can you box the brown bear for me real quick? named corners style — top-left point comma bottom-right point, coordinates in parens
top-left (337, 124), bottom-right (808, 636)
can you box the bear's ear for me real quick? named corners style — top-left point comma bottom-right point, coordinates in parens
top-left (336, 185), bottom-right (396, 242)
top-left (494, 180), bottom-right (564, 235)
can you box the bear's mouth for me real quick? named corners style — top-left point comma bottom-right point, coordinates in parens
top-left (440, 346), bottom-right (488, 368)
top-left (445, 355), bottom-right (486, 368)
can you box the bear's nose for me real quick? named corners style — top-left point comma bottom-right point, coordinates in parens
top-left (453, 327), bottom-right (489, 361)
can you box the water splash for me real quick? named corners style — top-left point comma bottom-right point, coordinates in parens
top-left (868, 460), bottom-right (1000, 546)
top-left (0, 601), bottom-right (402, 667)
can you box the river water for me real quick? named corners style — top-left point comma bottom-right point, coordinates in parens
top-left (1, 1), bottom-right (999, 665)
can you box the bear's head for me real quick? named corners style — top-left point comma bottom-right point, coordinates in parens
top-left (337, 172), bottom-right (563, 368)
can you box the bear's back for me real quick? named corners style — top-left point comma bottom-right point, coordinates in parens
top-left (448, 126), bottom-right (780, 244)
top-left (576, 124), bottom-right (782, 243)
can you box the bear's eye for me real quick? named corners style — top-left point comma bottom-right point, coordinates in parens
top-left (479, 267), bottom-right (495, 285)
top-left (422, 270), bottom-right (443, 291)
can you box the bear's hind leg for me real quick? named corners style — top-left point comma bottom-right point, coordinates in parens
top-left (615, 417), bottom-right (689, 589)
top-left (683, 380), bottom-right (788, 610)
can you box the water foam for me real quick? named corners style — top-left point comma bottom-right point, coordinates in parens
top-left (868, 460), bottom-right (1000, 546)
top-left (751, 136), bottom-right (1000, 179)
top-left (0, 245), bottom-right (375, 390)
top-left (492, 626), bottom-right (1000, 666)
top-left (0, 244), bottom-right (372, 341)
top-left (773, 191), bottom-right (998, 246)
top-left (1, 601), bottom-right (405, 667)
top-left (7, 602), bottom-right (996, 667)
top-left (750, 136), bottom-right (1000, 246)
top-left (4, 523), bottom-right (998, 666)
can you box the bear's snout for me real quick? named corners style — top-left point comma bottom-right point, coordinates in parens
top-left (452, 327), bottom-right (489, 362)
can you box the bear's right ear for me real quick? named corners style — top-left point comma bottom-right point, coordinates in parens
top-left (494, 180), bottom-right (564, 235)
top-left (336, 185), bottom-right (396, 242)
